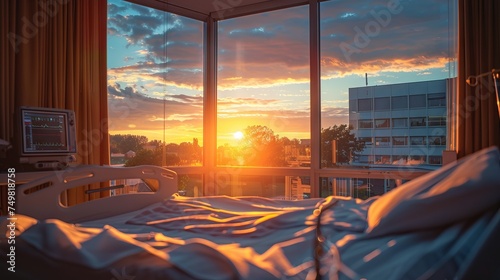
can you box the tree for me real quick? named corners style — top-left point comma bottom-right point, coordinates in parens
top-left (110, 134), bottom-right (148, 154)
top-left (124, 149), bottom-right (160, 166)
top-left (217, 143), bottom-right (242, 166)
top-left (241, 125), bottom-right (286, 166)
top-left (321, 124), bottom-right (365, 167)
top-left (125, 147), bottom-right (180, 167)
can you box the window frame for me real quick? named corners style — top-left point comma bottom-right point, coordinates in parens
top-left (111, 0), bottom-right (456, 198)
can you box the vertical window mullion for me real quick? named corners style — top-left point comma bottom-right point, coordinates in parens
top-left (310, 0), bottom-right (320, 198)
top-left (203, 18), bottom-right (218, 196)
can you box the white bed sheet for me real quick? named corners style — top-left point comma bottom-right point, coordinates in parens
top-left (2, 194), bottom-right (497, 280)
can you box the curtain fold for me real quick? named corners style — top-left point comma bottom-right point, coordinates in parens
top-left (457, 0), bottom-right (500, 158)
top-left (0, 0), bottom-right (109, 205)
top-left (0, 1), bottom-right (16, 142)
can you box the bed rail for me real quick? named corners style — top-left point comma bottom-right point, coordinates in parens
top-left (16, 165), bottom-right (177, 223)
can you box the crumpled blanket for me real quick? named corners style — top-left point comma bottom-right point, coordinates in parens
top-left (1, 195), bottom-right (373, 280)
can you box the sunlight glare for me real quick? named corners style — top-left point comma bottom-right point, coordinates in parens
top-left (233, 131), bottom-right (244, 140)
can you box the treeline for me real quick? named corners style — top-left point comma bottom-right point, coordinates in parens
top-left (110, 124), bottom-right (364, 167)
top-left (110, 134), bottom-right (201, 166)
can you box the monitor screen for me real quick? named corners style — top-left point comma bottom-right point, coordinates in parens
top-left (18, 107), bottom-right (77, 159)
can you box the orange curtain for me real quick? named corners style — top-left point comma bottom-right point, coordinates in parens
top-left (0, 0), bottom-right (109, 205)
top-left (457, 0), bottom-right (500, 158)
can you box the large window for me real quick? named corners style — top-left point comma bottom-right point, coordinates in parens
top-left (217, 6), bottom-right (309, 167)
top-left (106, 0), bottom-right (458, 199)
top-left (107, 0), bottom-right (204, 167)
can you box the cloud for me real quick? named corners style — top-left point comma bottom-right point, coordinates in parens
top-left (106, 0), bottom-right (455, 142)
top-left (108, 0), bottom-right (454, 91)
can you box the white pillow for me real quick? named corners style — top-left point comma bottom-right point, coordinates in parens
top-left (367, 146), bottom-right (500, 237)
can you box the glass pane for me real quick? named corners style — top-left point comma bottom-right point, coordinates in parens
top-left (375, 155), bottom-right (391, 164)
top-left (217, 6), bottom-right (309, 167)
top-left (374, 118), bottom-right (390, 128)
top-left (392, 136), bottom-right (408, 146)
top-left (177, 174), bottom-right (203, 197)
top-left (358, 98), bottom-right (373, 111)
top-left (359, 119), bottom-right (373, 128)
top-left (374, 97), bottom-right (390, 111)
top-left (374, 137), bottom-right (390, 146)
top-left (320, 0), bottom-right (457, 171)
top-left (349, 99), bottom-right (358, 112)
top-left (107, 0), bottom-right (204, 167)
top-left (320, 177), bottom-right (399, 199)
top-left (410, 136), bottom-right (427, 145)
top-left (409, 94), bottom-right (426, 108)
top-left (429, 156), bottom-right (443, 165)
top-left (391, 96), bottom-right (408, 110)
top-left (429, 136), bottom-right (446, 145)
top-left (410, 117), bottom-right (427, 127)
top-left (428, 116), bottom-right (446, 126)
top-left (359, 137), bottom-right (373, 145)
top-left (216, 174), bottom-right (311, 200)
top-left (428, 93), bottom-right (446, 107)
top-left (392, 118), bottom-right (408, 128)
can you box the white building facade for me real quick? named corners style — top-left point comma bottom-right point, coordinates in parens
top-left (349, 79), bottom-right (454, 168)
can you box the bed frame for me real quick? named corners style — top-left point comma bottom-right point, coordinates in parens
top-left (16, 165), bottom-right (177, 223)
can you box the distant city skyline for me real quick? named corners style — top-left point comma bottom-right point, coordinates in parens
top-left (107, 0), bottom-right (457, 145)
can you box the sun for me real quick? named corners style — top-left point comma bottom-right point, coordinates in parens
top-left (233, 131), bottom-right (244, 140)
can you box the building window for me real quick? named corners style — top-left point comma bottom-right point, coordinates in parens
top-left (349, 99), bottom-right (357, 112)
top-left (428, 93), bottom-right (446, 107)
top-left (392, 136), bottom-right (408, 146)
top-left (375, 119), bottom-right (390, 128)
top-left (375, 155), bottom-right (391, 164)
top-left (391, 96), bottom-right (408, 110)
top-left (409, 155), bottom-right (426, 164)
top-left (410, 117), bottom-right (426, 127)
top-left (358, 137), bottom-right (372, 145)
top-left (374, 137), bottom-right (390, 146)
top-left (392, 118), bottom-right (408, 128)
top-left (358, 155), bottom-right (370, 164)
top-left (410, 136), bottom-right (427, 145)
top-left (358, 98), bottom-right (373, 112)
top-left (429, 136), bottom-right (446, 146)
top-left (428, 116), bottom-right (446, 126)
top-left (359, 120), bottom-right (373, 129)
top-left (349, 119), bottom-right (357, 130)
top-left (429, 156), bottom-right (443, 165)
top-left (374, 97), bottom-right (390, 111)
top-left (409, 94), bottom-right (426, 108)
top-left (393, 155), bottom-right (408, 164)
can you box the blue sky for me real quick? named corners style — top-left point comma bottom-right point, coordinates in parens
top-left (107, 0), bottom-right (456, 144)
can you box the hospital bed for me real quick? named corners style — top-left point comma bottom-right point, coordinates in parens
top-left (1, 147), bottom-right (499, 279)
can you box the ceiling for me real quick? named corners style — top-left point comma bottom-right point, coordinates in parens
top-left (128, 0), bottom-right (309, 21)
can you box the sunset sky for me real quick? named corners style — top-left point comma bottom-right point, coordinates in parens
top-left (107, 0), bottom-right (456, 146)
